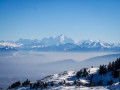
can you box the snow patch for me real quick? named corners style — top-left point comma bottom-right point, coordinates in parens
top-left (88, 68), bottom-right (99, 74)
top-left (60, 35), bottom-right (65, 44)
top-left (0, 42), bottom-right (23, 47)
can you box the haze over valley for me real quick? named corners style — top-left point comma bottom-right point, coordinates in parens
top-left (0, 50), bottom-right (120, 89)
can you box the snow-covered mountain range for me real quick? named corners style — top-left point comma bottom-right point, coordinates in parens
top-left (0, 35), bottom-right (120, 52)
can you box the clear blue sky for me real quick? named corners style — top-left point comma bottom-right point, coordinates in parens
top-left (0, 0), bottom-right (120, 43)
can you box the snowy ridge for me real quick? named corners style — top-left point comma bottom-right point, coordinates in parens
top-left (11, 66), bottom-right (120, 90)
top-left (41, 70), bottom-right (76, 83)
top-left (12, 68), bottom-right (108, 90)
top-left (41, 68), bottom-right (98, 83)
top-left (0, 35), bottom-right (120, 51)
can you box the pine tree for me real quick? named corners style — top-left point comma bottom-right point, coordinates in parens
top-left (51, 81), bottom-right (54, 87)
top-left (119, 78), bottom-right (120, 84)
top-left (22, 79), bottom-right (30, 86)
top-left (43, 82), bottom-right (48, 88)
top-left (74, 80), bottom-right (77, 84)
top-left (8, 81), bottom-right (21, 89)
top-left (63, 80), bottom-right (66, 84)
top-left (30, 83), bottom-right (32, 89)
top-left (76, 71), bottom-right (81, 79)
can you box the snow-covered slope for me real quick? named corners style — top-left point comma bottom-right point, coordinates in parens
top-left (10, 67), bottom-right (120, 90)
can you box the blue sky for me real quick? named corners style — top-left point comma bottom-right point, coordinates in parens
top-left (0, 0), bottom-right (120, 43)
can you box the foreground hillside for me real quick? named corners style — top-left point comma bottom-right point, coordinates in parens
top-left (8, 58), bottom-right (120, 90)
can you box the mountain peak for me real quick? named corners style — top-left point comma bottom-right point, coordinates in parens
top-left (0, 35), bottom-right (120, 51)
top-left (41, 35), bottom-right (75, 46)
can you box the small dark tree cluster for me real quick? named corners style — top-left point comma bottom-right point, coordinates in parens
top-left (50, 81), bottom-right (54, 87)
top-left (32, 82), bottom-right (41, 89)
top-left (99, 58), bottom-right (120, 78)
top-left (8, 81), bottom-right (21, 89)
top-left (108, 58), bottom-right (120, 72)
top-left (99, 65), bottom-right (107, 75)
top-left (43, 82), bottom-right (48, 88)
top-left (30, 81), bottom-right (48, 89)
top-left (76, 71), bottom-right (82, 79)
top-left (58, 80), bottom-right (66, 85)
top-left (8, 79), bottom-right (52, 89)
top-left (22, 79), bottom-right (30, 86)
top-left (76, 68), bottom-right (88, 79)
top-left (108, 58), bottom-right (120, 78)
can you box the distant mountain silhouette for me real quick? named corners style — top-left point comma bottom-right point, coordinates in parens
top-left (0, 35), bottom-right (120, 52)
